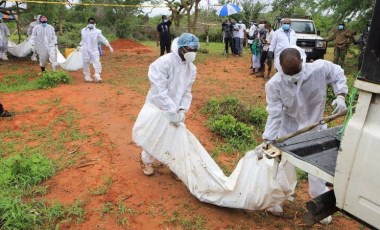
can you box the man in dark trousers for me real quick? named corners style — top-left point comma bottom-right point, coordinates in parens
top-left (157, 14), bottom-right (173, 56)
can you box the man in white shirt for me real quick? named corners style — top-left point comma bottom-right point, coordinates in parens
top-left (237, 19), bottom-right (246, 55)
top-left (232, 21), bottom-right (241, 56)
top-left (268, 18), bottom-right (297, 71)
top-left (262, 23), bottom-right (274, 79)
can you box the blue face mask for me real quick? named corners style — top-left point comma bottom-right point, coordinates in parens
top-left (42, 22), bottom-right (47, 27)
top-left (338, 25), bottom-right (344, 30)
top-left (283, 24), bottom-right (290, 31)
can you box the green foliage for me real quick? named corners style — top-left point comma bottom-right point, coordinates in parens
top-left (0, 197), bottom-right (37, 229)
top-left (202, 96), bottom-right (268, 153)
top-left (207, 114), bottom-right (254, 144)
top-left (37, 71), bottom-right (72, 89)
top-left (0, 154), bottom-right (54, 189)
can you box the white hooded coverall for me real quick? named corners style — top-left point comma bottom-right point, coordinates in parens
top-left (30, 24), bottom-right (58, 70)
top-left (141, 38), bottom-right (197, 164)
top-left (269, 28), bottom-right (297, 71)
top-left (263, 57), bottom-right (348, 199)
top-left (79, 26), bottom-right (111, 81)
top-left (0, 20), bottom-right (10, 60)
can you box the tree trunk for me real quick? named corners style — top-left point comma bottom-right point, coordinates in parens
top-left (192, 0), bottom-right (201, 34)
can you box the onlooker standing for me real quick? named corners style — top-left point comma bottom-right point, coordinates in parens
top-left (325, 22), bottom-right (356, 68)
top-left (268, 18), bottom-right (297, 71)
top-left (237, 19), bottom-right (246, 55)
top-left (79, 17), bottom-right (114, 82)
top-left (232, 21), bottom-right (241, 56)
top-left (263, 23), bottom-right (274, 79)
top-left (0, 18), bottom-right (10, 61)
top-left (30, 16), bottom-right (58, 72)
top-left (157, 14), bottom-right (173, 56)
top-left (355, 25), bottom-right (370, 71)
top-left (251, 31), bottom-right (262, 75)
top-left (246, 21), bottom-right (257, 50)
top-left (27, 15), bottom-right (40, 61)
top-left (222, 19), bottom-right (233, 57)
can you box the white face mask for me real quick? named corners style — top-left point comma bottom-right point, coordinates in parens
top-left (283, 71), bottom-right (301, 83)
top-left (88, 24), bottom-right (95, 29)
top-left (184, 52), bottom-right (196, 63)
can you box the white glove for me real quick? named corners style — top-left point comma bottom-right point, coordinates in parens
top-left (31, 45), bottom-right (36, 53)
top-left (109, 46), bottom-right (114, 53)
top-left (76, 45), bottom-right (81, 51)
top-left (331, 95), bottom-right (346, 114)
top-left (165, 111), bottom-right (181, 127)
top-left (178, 110), bottom-right (186, 123)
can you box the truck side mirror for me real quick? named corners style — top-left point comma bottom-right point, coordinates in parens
top-left (317, 30), bottom-right (321, 36)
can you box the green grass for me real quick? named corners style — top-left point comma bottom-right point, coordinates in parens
top-left (0, 100), bottom-right (90, 229)
top-left (0, 71), bottom-right (72, 93)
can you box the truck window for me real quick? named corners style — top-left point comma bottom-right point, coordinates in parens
top-left (290, 21), bottom-right (315, 34)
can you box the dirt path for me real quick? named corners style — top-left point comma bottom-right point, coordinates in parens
top-left (0, 40), bottom-right (361, 229)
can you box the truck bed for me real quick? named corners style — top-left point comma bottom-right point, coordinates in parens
top-left (273, 126), bottom-right (342, 182)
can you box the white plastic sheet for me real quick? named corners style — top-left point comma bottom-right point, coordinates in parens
top-left (56, 48), bottom-right (83, 71)
top-left (7, 40), bottom-right (33, 57)
top-left (132, 102), bottom-right (297, 210)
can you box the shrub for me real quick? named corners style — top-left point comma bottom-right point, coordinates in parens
top-left (37, 71), bottom-right (72, 89)
top-left (207, 114), bottom-right (255, 151)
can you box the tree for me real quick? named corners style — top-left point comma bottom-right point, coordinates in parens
top-left (239, 0), bottom-right (267, 23)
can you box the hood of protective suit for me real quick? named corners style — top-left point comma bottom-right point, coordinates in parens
top-left (170, 37), bottom-right (182, 61)
top-left (275, 45), bottom-right (307, 77)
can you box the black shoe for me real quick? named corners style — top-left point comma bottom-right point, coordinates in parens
top-left (41, 67), bottom-right (46, 72)
top-left (0, 111), bottom-right (14, 117)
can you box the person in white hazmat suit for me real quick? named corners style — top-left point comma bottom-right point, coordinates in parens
top-left (27, 15), bottom-right (41, 61)
top-left (78, 17), bottom-right (114, 82)
top-left (0, 18), bottom-right (10, 61)
top-left (30, 16), bottom-right (58, 72)
top-left (137, 33), bottom-right (200, 176)
top-left (268, 18), bottom-right (297, 71)
top-left (262, 46), bottom-right (348, 224)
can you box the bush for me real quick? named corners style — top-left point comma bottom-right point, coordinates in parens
top-left (37, 71), bottom-right (72, 89)
top-left (207, 114), bottom-right (254, 142)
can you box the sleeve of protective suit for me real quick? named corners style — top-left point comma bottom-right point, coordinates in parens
top-left (30, 27), bottom-right (37, 45)
top-left (52, 28), bottom-right (57, 45)
top-left (5, 24), bottom-right (10, 36)
top-left (27, 24), bottom-right (33, 36)
top-left (179, 65), bottom-right (197, 112)
top-left (318, 60), bottom-right (348, 96)
top-left (268, 30), bottom-right (277, 52)
top-left (148, 58), bottom-right (178, 113)
top-left (98, 31), bottom-right (110, 47)
top-left (262, 80), bottom-right (283, 141)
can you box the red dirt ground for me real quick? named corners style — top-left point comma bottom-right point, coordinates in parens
top-left (0, 39), bottom-right (363, 229)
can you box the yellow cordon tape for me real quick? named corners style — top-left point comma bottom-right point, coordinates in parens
top-left (7, 0), bottom-right (169, 8)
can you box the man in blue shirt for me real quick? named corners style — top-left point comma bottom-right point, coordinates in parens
top-left (157, 14), bottom-right (173, 56)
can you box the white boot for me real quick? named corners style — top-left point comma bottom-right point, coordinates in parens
top-left (84, 75), bottom-right (93, 82)
top-left (266, 203), bottom-right (283, 216)
top-left (320, 215), bottom-right (332, 225)
top-left (2, 53), bottom-right (8, 61)
top-left (94, 73), bottom-right (102, 82)
top-left (31, 53), bottom-right (37, 61)
top-left (142, 163), bottom-right (154, 176)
